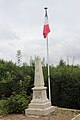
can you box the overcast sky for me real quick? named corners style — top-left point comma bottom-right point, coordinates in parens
top-left (0, 0), bottom-right (80, 65)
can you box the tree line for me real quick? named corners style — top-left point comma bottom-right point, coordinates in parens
top-left (0, 56), bottom-right (80, 114)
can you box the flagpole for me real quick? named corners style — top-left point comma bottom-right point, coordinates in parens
top-left (46, 35), bottom-right (51, 102)
top-left (43, 7), bottom-right (51, 102)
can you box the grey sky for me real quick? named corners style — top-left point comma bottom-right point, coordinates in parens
top-left (0, 0), bottom-right (80, 65)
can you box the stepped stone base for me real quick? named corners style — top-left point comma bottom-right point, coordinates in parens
top-left (25, 87), bottom-right (55, 116)
top-left (25, 106), bottom-right (54, 116)
top-left (25, 99), bottom-right (55, 116)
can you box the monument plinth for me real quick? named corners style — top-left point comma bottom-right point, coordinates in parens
top-left (25, 56), bottom-right (55, 116)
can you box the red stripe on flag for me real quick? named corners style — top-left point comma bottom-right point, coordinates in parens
top-left (43, 24), bottom-right (50, 38)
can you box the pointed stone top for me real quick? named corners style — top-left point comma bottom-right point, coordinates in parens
top-left (35, 56), bottom-right (40, 60)
top-left (34, 56), bottom-right (44, 87)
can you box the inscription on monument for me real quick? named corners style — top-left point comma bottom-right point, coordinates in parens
top-left (34, 91), bottom-right (42, 99)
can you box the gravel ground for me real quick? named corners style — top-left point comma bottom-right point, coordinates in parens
top-left (0, 108), bottom-right (80, 120)
top-left (0, 114), bottom-right (40, 120)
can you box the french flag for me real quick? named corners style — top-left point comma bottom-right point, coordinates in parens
top-left (43, 8), bottom-right (50, 38)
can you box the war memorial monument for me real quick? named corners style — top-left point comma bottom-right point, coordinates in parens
top-left (25, 56), bottom-right (55, 116)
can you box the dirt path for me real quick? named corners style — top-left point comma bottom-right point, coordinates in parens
top-left (0, 113), bottom-right (76, 120)
top-left (0, 108), bottom-right (80, 120)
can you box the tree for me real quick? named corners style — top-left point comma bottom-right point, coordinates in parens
top-left (58, 58), bottom-right (66, 66)
top-left (16, 50), bottom-right (22, 66)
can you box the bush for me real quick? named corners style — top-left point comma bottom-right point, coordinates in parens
top-left (5, 93), bottom-right (30, 114)
top-left (0, 100), bottom-right (8, 115)
top-left (50, 65), bottom-right (80, 109)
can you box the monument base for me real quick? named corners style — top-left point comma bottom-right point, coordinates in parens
top-left (25, 99), bottom-right (55, 116)
top-left (25, 106), bottom-right (55, 116)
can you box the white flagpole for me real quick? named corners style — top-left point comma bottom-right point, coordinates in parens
top-left (46, 35), bottom-right (51, 102)
top-left (44, 7), bottom-right (51, 102)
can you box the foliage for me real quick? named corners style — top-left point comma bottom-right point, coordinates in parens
top-left (0, 100), bottom-right (8, 115)
top-left (16, 50), bottom-right (22, 66)
top-left (50, 65), bottom-right (80, 109)
top-left (4, 93), bottom-right (30, 114)
top-left (0, 59), bottom-right (34, 99)
top-left (58, 58), bottom-right (66, 67)
top-left (0, 58), bottom-right (80, 113)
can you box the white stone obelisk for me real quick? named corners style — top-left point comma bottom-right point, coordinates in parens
top-left (25, 56), bottom-right (55, 116)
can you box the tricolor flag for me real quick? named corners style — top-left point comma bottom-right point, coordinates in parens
top-left (43, 8), bottom-right (50, 38)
